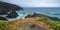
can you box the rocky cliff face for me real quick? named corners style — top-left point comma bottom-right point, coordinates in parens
top-left (6, 11), bottom-right (19, 18)
top-left (0, 1), bottom-right (23, 20)
top-left (0, 16), bottom-right (7, 20)
top-left (25, 13), bottom-right (60, 21)
top-left (25, 13), bottom-right (42, 18)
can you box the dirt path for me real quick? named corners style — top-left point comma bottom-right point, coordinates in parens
top-left (8, 17), bottom-right (53, 30)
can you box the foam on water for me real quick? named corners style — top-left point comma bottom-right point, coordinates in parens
top-left (6, 7), bottom-right (60, 20)
top-left (6, 10), bottom-right (26, 20)
top-left (23, 7), bottom-right (60, 18)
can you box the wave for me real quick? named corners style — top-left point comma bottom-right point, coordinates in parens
top-left (49, 12), bottom-right (60, 15)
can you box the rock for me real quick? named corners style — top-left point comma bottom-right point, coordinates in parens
top-left (0, 7), bottom-right (8, 15)
top-left (0, 1), bottom-right (23, 11)
top-left (0, 1), bottom-right (23, 15)
top-left (47, 17), bottom-right (60, 21)
top-left (25, 13), bottom-right (60, 21)
top-left (25, 13), bottom-right (43, 18)
top-left (0, 1), bottom-right (23, 20)
top-left (0, 11), bottom-right (8, 15)
top-left (6, 11), bottom-right (19, 18)
top-left (25, 14), bottom-right (33, 18)
top-left (0, 16), bottom-right (7, 20)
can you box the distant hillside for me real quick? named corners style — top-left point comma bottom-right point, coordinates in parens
top-left (0, 1), bottom-right (23, 20)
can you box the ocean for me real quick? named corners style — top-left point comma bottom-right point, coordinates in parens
top-left (8, 7), bottom-right (60, 20)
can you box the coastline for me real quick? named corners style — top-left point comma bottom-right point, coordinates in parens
top-left (0, 13), bottom-right (60, 30)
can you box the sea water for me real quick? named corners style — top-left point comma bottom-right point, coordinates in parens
top-left (8, 7), bottom-right (60, 20)
top-left (23, 7), bottom-right (60, 18)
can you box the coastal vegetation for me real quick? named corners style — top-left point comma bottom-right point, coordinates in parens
top-left (0, 14), bottom-right (60, 30)
top-left (39, 16), bottom-right (60, 30)
top-left (0, 20), bottom-right (13, 30)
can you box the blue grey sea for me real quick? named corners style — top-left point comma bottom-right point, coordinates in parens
top-left (8, 7), bottom-right (60, 20)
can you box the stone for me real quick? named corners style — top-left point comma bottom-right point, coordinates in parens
top-left (0, 16), bottom-right (7, 20)
top-left (0, 1), bottom-right (23, 15)
top-left (25, 13), bottom-right (60, 21)
top-left (25, 13), bottom-right (42, 18)
top-left (6, 11), bottom-right (19, 18)
top-left (0, 1), bottom-right (23, 20)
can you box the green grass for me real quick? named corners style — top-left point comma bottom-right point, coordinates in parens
top-left (0, 20), bottom-right (7, 30)
top-left (39, 16), bottom-right (60, 30)
top-left (0, 20), bottom-right (13, 30)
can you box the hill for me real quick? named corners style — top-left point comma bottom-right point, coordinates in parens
top-left (0, 13), bottom-right (60, 30)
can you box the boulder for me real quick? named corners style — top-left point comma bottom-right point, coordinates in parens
top-left (25, 14), bottom-right (33, 18)
top-left (6, 11), bottom-right (19, 18)
top-left (0, 16), bottom-right (7, 20)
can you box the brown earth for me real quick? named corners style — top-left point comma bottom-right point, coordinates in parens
top-left (8, 17), bottom-right (53, 30)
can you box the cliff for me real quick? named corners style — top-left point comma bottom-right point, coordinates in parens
top-left (25, 13), bottom-right (60, 21)
top-left (0, 1), bottom-right (23, 20)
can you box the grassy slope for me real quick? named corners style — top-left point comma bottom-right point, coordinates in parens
top-left (39, 16), bottom-right (60, 30)
top-left (0, 20), bottom-right (13, 30)
top-left (0, 16), bottom-right (60, 30)
top-left (8, 17), bottom-right (53, 30)
top-left (0, 20), bottom-right (7, 30)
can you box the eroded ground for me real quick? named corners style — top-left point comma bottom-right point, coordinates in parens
top-left (8, 17), bottom-right (53, 30)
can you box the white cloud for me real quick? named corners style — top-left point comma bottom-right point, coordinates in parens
top-left (0, 0), bottom-right (60, 7)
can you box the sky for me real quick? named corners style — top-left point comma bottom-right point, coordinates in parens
top-left (0, 0), bottom-right (60, 7)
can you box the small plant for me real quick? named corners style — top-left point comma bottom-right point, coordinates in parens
top-left (0, 20), bottom-right (13, 30)
top-left (39, 16), bottom-right (60, 30)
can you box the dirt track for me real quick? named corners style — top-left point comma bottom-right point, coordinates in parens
top-left (8, 17), bottom-right (53, 30)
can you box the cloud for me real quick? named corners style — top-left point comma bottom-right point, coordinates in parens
top-left (0, 0), bottom-right (60, 7)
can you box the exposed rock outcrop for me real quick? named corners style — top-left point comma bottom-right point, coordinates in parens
top-left (25, 13), bottom-right (60, 21)
top-left (0, 1), bottom-right (23, 12)
top-left (0, 1), bottom-right (23, 20)
top-left (6, 11), bottom-right (19, 18)
top-left (25, 13), bottom-right (45, 18)
top-left (0, 16), bottom-right (7, 20)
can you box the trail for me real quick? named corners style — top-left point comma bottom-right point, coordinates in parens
top-left (8, 17), bottom-right (53, 30)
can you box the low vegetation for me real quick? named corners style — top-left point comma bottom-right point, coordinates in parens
top-left (0, 20), bottom-right (13, 30)
top-left (39, 16), bottom-right (60, 30)
top-left (0, 16), bottom-right (60, 30)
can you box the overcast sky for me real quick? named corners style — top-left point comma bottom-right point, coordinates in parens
top-left (0, 0), bottom-right (60, 7)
